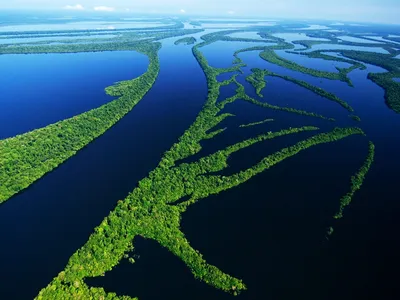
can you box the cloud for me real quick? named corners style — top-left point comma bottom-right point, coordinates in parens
top-left (93, 6), bottom-right (115, 12)
top-left (63, 4), bottom-right (84, 10)
top-left (180, 9), bottom-right (186, 13)
top-left (227, 10), bottom-right (235, 15)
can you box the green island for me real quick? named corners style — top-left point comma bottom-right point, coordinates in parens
top-left (35, 33), bottom-right (372, 300)
top-left (231, 40), bottom-right (365, 93)
top-left (295, 49), bottom-right (400, 113)
top-left (340, 51), bottom-right (400, 113)
top-left (259, 49), bottom-right (360, 86)
top-left (247, 68), bottom-right (355, 112)
top-left (350, 115), bottom-right (362, 122)
top-left (239, 118), bottom-right (274, 128)
top-left (327, 141), bottom-right (375, 235)
top-left (0, 41), bottom-right (161, 203)
top-left (175, 37), bottom-right (197, 45)
top-left (0, 24), bottom-right (388, 299)
top-left (333, 141), bottom-right (375, 220)
top-left (290, 36), bottom-right (394, 54)
top-left (245, 68), bottom-right (267, 97)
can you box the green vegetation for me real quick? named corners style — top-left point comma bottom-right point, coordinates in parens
top-left (333, 142), bottom-right (375, 220)
top-left (350, 115), bottom-right (361, 122)
top-left (239, 94), bottom-right (335, 121)
top-left (339, 51), bottom-right (400, 113)
top-left (311, 50), bottom-right (400, 113)
top-left (246, 68), bottom-right (268, 97)
top-left (369, 72), bottom-right (400, 113)
top-left (239, 118), bottom-right (274, 128)
top-left (0, 27), bottom-right (378, 298)
top-left (175, 37), bottom-right (197, 45)
top-left (36, 33), bottom-right (371, 299)
top-left (0, 42), bottom-right (161, 203)
top-left (260, 49), bottom-right (358, 86)
top-left (217, 73), bottom-right (334, 121)
top-left (0, 29), bottom-right (203, 54)
top-left (273, 31), bottom-right (400, 114)
top-left (253, 68), bottom-right (354, 112)
top-left (292, 37), bottom-right (392, 53)
top-left (291, 50), bottom-right (367, 70)
top-left (245, 67), bottom-right (354, 114)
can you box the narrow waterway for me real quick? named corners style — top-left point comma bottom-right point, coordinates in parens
top-left (0, 36), bottom-right (207, 299)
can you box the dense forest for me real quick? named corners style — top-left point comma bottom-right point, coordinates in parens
top-left (174, 37), bottom-right (197, 45)
top-left (0, 23), bottom-right (390, 299)
top-left (0, 42), bottom-right (161, 203)
top-left (36, 31), bottom-right (374, 300)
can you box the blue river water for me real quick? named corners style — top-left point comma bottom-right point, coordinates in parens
top-left (0, 36), bottom-right (207, 299)
top-left (0, 51), bottom-right (148, 139)
top-left (0, 35), bottom-right (400, 300)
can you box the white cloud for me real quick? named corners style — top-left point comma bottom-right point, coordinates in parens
top-left (227, 10), bottom-right (235, 15)
top-left (63, 4), bottom-right (84, 10)
top-left (180, 9), bottom-right (186, 13)
top-left (93, 6), bottom-right (115, 12)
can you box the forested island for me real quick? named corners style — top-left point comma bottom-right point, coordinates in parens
top-left (35, 28), bottom-right (374, 300)
top-left (175, 37), bottom-right (197, 45)
top-left (0, 19), bottom-right (395, 300)
top-left (0, 41), bottom-right (161, 203)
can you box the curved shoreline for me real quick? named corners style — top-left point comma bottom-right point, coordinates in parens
top-left (0, 42), bottom-right (161, 204)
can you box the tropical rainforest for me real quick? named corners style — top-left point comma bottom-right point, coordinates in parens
top-left (0, 16), bottom-right (399, 300)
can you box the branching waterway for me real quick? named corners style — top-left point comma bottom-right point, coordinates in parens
top-left (0, 20), bottom-right (399, 300)
top-left (0, 34), bottom-right (207, 300)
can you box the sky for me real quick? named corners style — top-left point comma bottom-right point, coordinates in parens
top-left (1, 0), bottom-right (400, 24)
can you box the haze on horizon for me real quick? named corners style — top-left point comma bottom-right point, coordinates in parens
top-left (1, 0), bottom-right (400, 25)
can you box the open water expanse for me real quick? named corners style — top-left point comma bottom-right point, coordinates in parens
top-left (0, 28), bottom-right (400, 300)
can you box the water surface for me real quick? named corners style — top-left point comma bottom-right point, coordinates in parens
top-left (272, 32), bottom-right (330, 43)
top-left (303, 44), bottom-right (390, 54)
top-left (275, 50), bottom-right (352, 72)
top-left (1, 28), bottom-right (400, 300)
top-left (0, 34), bottom-right (118, 44)
top-left (0, 36), bottom-right (207, 300)
top-left (227, 31), bottom-right (265, 40)
top-left (337, 35), bottom-right (381, 44)
top-left (0, 51), bottom-right (148, 139)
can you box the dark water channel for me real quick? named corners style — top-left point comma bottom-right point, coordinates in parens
top-left (0, 35), bottom-right (399, 300)
top-left (0, 37), bottom-right (207, 299)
